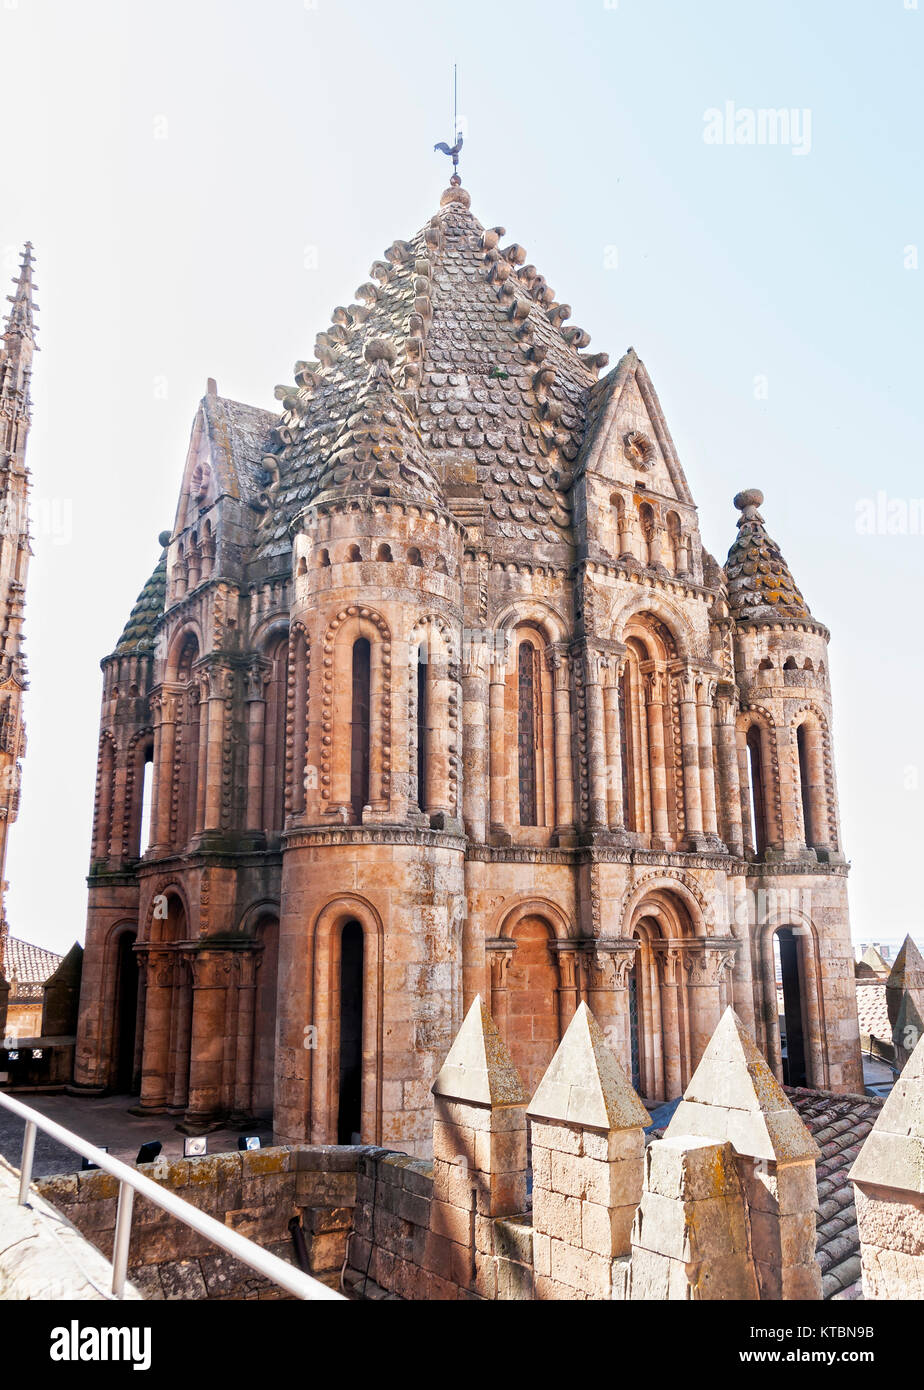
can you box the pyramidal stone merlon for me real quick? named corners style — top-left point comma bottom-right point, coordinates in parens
top-left (665, 1008), bottom-right (820, 1163)
top-left (528, 1002), bottom-right (650, 1132)
top-left (432, 996), bottom-right (528, 1108)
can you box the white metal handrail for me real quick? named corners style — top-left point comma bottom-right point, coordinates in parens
top-left (0, 1090), bottom-right (344, 1302)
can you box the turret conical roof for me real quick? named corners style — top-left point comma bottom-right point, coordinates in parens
top-left (725, 489), bottom-right (811, 623)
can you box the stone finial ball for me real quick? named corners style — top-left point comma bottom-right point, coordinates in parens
top-left (158, 530), bottom-right (173, 548)
top-left (365, 338), bottom-right (397, 366)
top-left (734, 488), bottom-right (764, 511)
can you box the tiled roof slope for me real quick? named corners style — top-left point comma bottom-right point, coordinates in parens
top-left (256, 184), bottom-right (601, 562)
top-left (116, 550), bottom-right (168, 654)
top-left (787, 1088), bottom-right (883, 1300)
top-left (856, 982), bottom-right (891, 1044)
top-left (726, 488), bottom-right (811, 624)
top-left (204, 394), bottom-right (277, 508)
top-left (5, 936), bottom-right (63, 987)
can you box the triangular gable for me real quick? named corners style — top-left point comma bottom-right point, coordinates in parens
top-left (577, 349), bottom-right (694, 507)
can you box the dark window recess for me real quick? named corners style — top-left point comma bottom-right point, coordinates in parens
top-left (777, 928), bottom-right (807, 1088)
top-left (351, 639), bottom-right (371, 821)
top-left (417, 648), bottom-right (427, 813)
top-left (518, 642), bottom-right (539, 826)
top-left (629, 969), bottom-right (641, 1093)
top-left (115, 931), bottom-right (140, 1094)
top-left (746, 725), bottom-right (768, 855)
top-left (337, 922), bottom-right (364, 1144)
top-left (797, 724), bottom-right (814, 846)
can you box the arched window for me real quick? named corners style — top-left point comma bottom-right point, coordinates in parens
top-left (416, 643), bottom-right (428, 813)
top-left (376, 544), bottom-right (393, 563)
top-left (113, 929), bottom-right (139, 1094)
top-left (252, 916), bottom-right (280, 1119)
top-left (175, 636), bottom-right (200, 848)
top-left (639, 503), bottom-right (655, 566)
top-left (338, 922), bottom-right (364, 1144)
top-left (774, 928), bottom-right (807, 1087)
top-left (518, 640), bottom-right (540, 826)
top-left (745, 725), bottom-right (767, 855)
top-left (137, 743), bottom-right (154, 856)
top-left (263, 635), bottom-right (289, 832)
top-left (619, 667), bottom-right (638, 832)
top-left (408, 547), bottom-right (423, 567)
top-left (351, 639), bottom-right (371, 821)
top-left (795, 719), bottom-right (828, 850)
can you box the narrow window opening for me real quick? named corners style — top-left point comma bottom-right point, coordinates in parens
top-left (337, 922), bottom-right (364, 1144)
top-left (416, 645), bottom-right (428, 813)
top-left (746, 725), bottom-right (768, 855)
top-left (797, 724), bottom-right (814, 846)
top-left (351, 639), bottom-right (371, 821)
top-left (775, 928), bottom-right (807, 1087)
top-left (139, 749), bottom-right (154, 853)
top-left (518, 641), bottom-right (539, 826)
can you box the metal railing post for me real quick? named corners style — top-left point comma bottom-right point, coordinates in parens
top-left (18, 1120), bottom-right (36, 1205)
top-left (112, 1181), bottom-right (135, 1299)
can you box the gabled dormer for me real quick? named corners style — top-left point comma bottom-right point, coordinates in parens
top-left (165, 381), bottom-right (276, 606)
top-left (572, 349), bottom-right (703, 582)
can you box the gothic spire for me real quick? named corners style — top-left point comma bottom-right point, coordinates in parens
top-left (3, 242), bottom-right (38, 348)
top-left (725, 489), bottom-right (811, 624)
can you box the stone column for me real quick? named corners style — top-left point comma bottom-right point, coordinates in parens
top-left (151, 691), bottom-right (179, 853)
top-left (194, 672), bottom-right (209, 834)
top-left (684, 942), bottom-right (738, 1073)
top-left (602, 659), bottom-right (626, 833)
top-left (231, 950), bottom-right (260, 1121)
top-left (677, 668), bottom-right (704, 848)
top-left (136, 947), bottom-right (174, 1112)
top-left (486, 941), bottom-right (516, 1044)
top-left (715, 684), bottom-right (744, 856)
top-left (461, 640), bottom-right (490, 843)
top-left (183, 949), bottom-right (231, 1132)
top-left (760, 928), bottom-right (784, 1083)
top-left (170, 951), bottom-right (193, 1112)
top-left (552, 942), bottom-right (581, 1039)
top-left (546, 646), bottom-right (575, 837)
top-left (202, 665), bottom-right (232, 833)
top-left (654, 944), bottom-right (685, 1102)
top-left (696, 676), bottom-right (720, 841)
top-left (488, 646), bottom-right (509, 835)
top-left (583, 648), bottom-right (609, 831)
top-left (581, 943), bottom-right (638, 1076)
top-left (644, 670), bottom-right (671, 849)
top-left (244, 664), bottom-right (270, 832)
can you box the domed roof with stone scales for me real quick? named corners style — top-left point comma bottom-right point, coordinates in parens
top-left (725, 489), bottom-right (811, 624)
top-left (254, 182), bottom-right (607, 559)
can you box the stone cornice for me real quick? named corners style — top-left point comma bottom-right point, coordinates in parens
top-left (283, 825), bottom-right (467, 852)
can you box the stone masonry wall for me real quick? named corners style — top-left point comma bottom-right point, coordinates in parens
top-left (36, 1144), bottom-right (375, 1300)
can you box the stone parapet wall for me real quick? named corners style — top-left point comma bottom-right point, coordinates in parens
top-left (35, 1144), bottom-right (380, 1301)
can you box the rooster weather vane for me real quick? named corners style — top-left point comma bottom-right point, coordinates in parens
top-left (434, 64), bottom-right (464, 182)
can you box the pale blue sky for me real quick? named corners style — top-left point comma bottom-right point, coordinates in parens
top-left (1, 0), bottom-right (921, 955)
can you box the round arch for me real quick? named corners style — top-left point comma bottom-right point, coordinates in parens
top-left (491, 896), bottom-right (575, 942)
top-left (309, 894), bottom-right (385, 1146)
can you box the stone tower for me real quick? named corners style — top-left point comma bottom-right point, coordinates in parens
top-left (0, 244), bottom-right (37, 985)
top-left (74, 180), bottom-right (862, 1152)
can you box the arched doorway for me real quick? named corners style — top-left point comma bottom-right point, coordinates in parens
top-left (337, 921), bottom-right (364, 1144)
top-left (113, 929), bottom-right (139, 1094)
top-left (775, 927), bottom-right (808, 1087)
top-left (504, 916), bottom-right (560, 1097)
top-left (252, 916), bottom-right (279, 1119)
